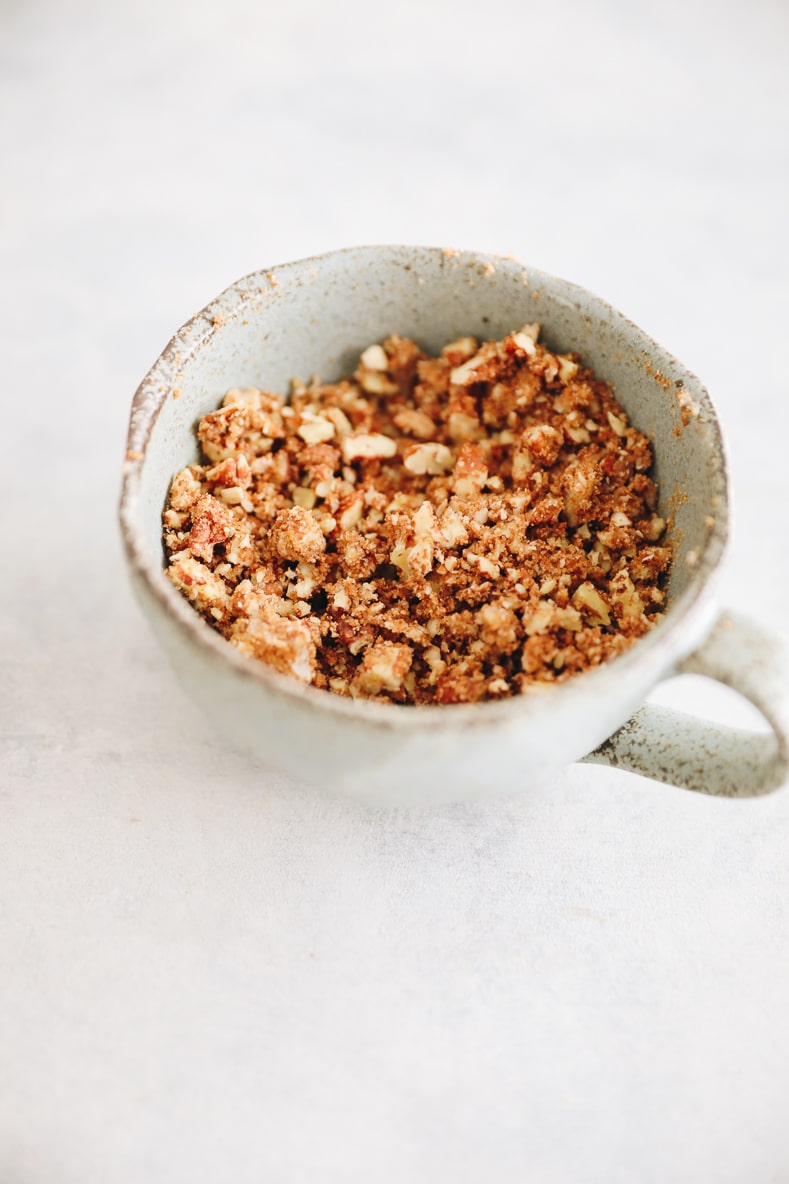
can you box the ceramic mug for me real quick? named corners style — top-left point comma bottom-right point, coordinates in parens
top-left (119, 245), bottom-right (789, 806)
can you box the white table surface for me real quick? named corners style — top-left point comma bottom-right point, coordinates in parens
top-left (2, 0), bottom-right (789, 1180)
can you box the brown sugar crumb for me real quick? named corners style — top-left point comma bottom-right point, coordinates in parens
top-left (163, 328), bottom-right (672, 704)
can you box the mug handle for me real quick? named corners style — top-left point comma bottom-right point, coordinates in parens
top-left (582, 611), bottom-right (789, 797)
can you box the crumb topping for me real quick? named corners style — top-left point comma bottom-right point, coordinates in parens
top-left (163, 328), bottom-right (671, 703)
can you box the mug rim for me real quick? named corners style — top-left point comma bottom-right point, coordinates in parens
top-left (119, 243), bottom-right (730, 729)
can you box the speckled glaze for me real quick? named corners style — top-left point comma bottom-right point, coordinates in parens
top-left (119, 246), bottom-right (788, 804)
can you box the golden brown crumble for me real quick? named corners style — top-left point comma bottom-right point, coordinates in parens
top-left (163, 327), bottom-right (671, 704)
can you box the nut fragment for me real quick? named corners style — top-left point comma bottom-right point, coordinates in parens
top-left (352, 642), bottom-right (413, 696)
top-left (448, 411), bottom-right (484, 442)
top-left (442, 336), bottom-right (478, 364)
top-left (609, 570), bottom-right (645, 620)
top-left (646, 515), bottom-right (666, 542)
top-left (338, 494), bottom-right (363, 530)
top-left (557, 355), bottom-right (579, 383)
top-left (393, 408), bottom-right (438, 439)
top-left (571, 582), bottom-right (611, 626)
top-left (450, 352), bottom-right (487, 385)
top-left (341, 433), bottom-right (398, 462)
top-left (404, 442), bottom-right (454, 475)
top-left (607, 410), bottom-right (627, 437)
top-left (359, 370), bottom-right (398, 396)
top-left (297, 414), bottom-right (335, 446)
top-left (465, 551), bottom-right (500, 578)
top-left (562, 460), bottom-right (599, 526)
top-left (218, 486), bottom-right (245, 505)
top-left (324, 406), bottom-right (353, 436)
top-left (206, 454), bottom-right (252, 488)
top-left (511, 330), bottom-right (537, 357)
top-left (360, 343), bottom-right (388, 371)
top-left (292, 487), bottom-right (317, 510)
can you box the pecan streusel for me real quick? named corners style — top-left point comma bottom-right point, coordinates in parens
top-left (163, 327), bottom-right (670, 703)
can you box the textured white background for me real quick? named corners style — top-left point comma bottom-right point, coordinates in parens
top-left (2, 0), bottom-right (789, 1180)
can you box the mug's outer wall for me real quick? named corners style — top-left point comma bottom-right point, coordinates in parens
top-left (121, 246), bottom-right (728, 802)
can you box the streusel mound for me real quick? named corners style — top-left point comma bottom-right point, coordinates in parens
top-left (163, 327), bottom-right (670, 703)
